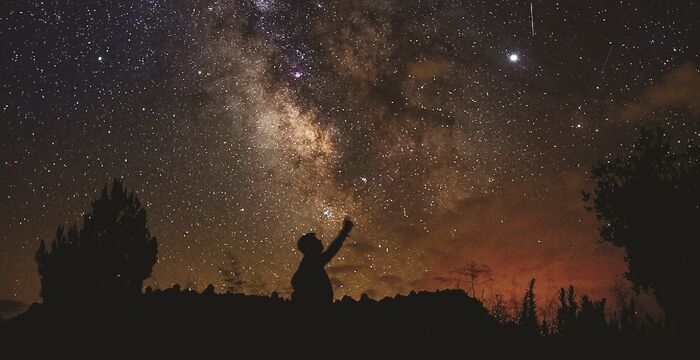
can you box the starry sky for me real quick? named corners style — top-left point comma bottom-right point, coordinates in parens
top-left (2, 0), bottom-right (699, 313)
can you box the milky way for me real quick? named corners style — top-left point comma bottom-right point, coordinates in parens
top-left (2, 1), bottom-right (699, 313)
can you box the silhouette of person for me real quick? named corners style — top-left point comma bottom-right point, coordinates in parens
top-left (291, 217), bottom-right (354, 304)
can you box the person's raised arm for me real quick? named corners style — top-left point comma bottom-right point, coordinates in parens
top-left (321, 217), bottom-right (353, 265)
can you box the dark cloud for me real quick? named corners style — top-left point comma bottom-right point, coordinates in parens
top-left (371, 275), bottom-right (406, 295)
top-left (361, 288), bottom-right (380, 299)
top-left (378, 274), bottom-right (402, 286)
top-left (329, 277), bottom-right (344, 289)
top-left (345, 241), bottom-right (380, 254)
top-left (327, 264), bottom-right (365, 275)
top-left (613, 63), bottom-right (700, 123)
top-left (407, 59), bottom-right (451, 80)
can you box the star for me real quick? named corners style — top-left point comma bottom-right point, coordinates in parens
top-left (508, 53), bottom-right (519, 63)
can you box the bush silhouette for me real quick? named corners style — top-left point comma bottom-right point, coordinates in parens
top-left (585, 127), bottom-right (699, 334)
top-left (517, 278), bottom-right (539, 334)
top-left (555, 286), bottom-right (608, 337)
top-left (35, 179), bottom-right (158, 303)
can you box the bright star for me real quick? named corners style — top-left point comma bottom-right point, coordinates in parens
top-left (508, 53), bottom-right (519, 62)
top-left (322, 208), bottom-right (333, 218)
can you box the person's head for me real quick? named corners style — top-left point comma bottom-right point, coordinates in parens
top-left (297, 233), bottom-right (323, 255)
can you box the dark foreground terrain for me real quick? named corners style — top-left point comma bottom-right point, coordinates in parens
top-left (0, 288), bottom-right (681, 357)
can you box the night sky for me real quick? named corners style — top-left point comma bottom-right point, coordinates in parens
top-left (2, 0), bottom-right (699, 313)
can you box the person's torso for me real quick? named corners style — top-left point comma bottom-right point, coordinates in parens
top-left (292, 257), bottom-right (333, 303)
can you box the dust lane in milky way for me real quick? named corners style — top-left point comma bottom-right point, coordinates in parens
top-left (1, 1), bottom-right (699, 313)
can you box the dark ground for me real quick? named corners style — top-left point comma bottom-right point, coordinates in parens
top-left (0, 289), bottom-right (684, 357)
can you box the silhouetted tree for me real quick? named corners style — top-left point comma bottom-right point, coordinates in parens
top-left (518, 278), bottom-right (539, 334)
top-left (435, 260), bottom-right (493, 298)
top-left (576, 295), bottom-right (608, 337)
top-left (490, 294), bottom-right (511, 324)
top-left (555, 285), bottom-right (577, 336)
top-left (554, 285), bottom-right (608, 337)
top-left (35, 179), bottom-right (158, 303)
top-left (584, 127), bottom-right (699, 333)
top-left (610, 279), bottom-right (640, 335)
top-left (462, 261), bottom-right (493, 299)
